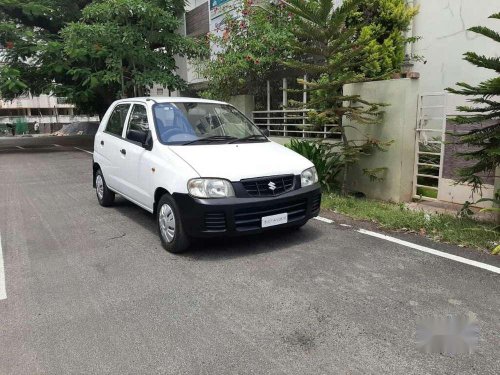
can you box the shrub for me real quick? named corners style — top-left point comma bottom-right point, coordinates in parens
top-left (286, 138), bottom-right (342, 191)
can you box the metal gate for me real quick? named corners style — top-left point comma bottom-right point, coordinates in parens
top-left (413, 92), bottom-right (447, 200)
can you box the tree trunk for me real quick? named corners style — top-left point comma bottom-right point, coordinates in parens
top-left (120, 59), bottom-right (126, 99)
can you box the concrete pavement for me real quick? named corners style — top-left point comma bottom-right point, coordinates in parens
top-left (0, 139), bottom-right (499, 374)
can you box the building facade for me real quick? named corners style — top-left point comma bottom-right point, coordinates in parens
top-left (0, 94), bottom-right (99, 134)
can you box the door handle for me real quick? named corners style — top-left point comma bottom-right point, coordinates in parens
top-left (120, 149), bottom-right (126, 155)
top-left (100, 140), bottom-right (104, 146)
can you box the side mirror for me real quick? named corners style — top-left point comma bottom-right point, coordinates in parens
top-left (262, 128), bottom-right (270, 137)
top-left (143, 130), bottom-right (153, 151)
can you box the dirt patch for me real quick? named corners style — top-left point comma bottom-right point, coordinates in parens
top-left (53, 122), bottom-right (99, 136)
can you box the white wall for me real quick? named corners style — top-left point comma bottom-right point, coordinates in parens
top-left (186, 0), bottom-right (208, 12)
top-left (343, 79), bottom-right (420, 203)
top-left (0, 94), bottom-right (74, 109)
top-left (412, 0), bottom-right (498, 98)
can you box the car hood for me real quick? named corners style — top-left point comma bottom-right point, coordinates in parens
top-left (169, 141), bottom-right (313, 181)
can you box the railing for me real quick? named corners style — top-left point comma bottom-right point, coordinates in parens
top-left (252, 109), bottom-right (340, 139)
top-left (56, 97), bottom-right (69, 104)
top-left (0, 96), bottom-right (75, 109)
top-left (413, 92), bottom-right (446, 201)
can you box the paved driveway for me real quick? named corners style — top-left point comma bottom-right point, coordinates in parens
top-left (0, 140), bottom-right (499, 374)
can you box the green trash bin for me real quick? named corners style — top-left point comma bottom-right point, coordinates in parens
top-left (14, 118), bottom-right (28, 135)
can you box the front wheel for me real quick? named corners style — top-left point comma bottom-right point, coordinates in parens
top-left (95, 169), bottom-right (115, 207)
top-left (157, 194), bottom-right (190, 253)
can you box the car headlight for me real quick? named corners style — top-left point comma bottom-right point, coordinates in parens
top-left (301, 167), bottom-right (318, 187)
top-left (187, 178), bottom-right (235, 198)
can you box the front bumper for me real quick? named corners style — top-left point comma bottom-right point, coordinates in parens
top-left (173, 184), bottom-right (321, 238)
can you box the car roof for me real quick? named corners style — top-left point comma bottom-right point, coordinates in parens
top-left (113, 97), bottom-right (227, 105)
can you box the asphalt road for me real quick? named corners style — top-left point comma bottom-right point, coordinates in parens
top-left (0, 137), bottom-right (499, 374)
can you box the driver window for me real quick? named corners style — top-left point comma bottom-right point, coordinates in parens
top-left (126, 105), bottom-right (149, 142)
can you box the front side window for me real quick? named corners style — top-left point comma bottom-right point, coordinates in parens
top-left (106, 104), bottom-right (130, 136)
top-left (153, 102), bottom-right (266, 145)
top-left (126, 104), bottom-right (149, 143)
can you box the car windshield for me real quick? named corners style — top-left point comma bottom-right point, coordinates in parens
top-left (153, 102), bottom-right (266, 145)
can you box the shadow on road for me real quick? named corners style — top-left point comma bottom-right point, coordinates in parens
top-left (0, 148), bottom-right (89, 154)
top-left (187, 227), bottom-right (321, 261)
top-left (0, 135), bottom-right (95, 152)
top-left (112, 196), bottom-right (322, 261)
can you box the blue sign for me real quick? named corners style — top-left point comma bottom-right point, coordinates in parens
top-left (210, 0), bottom-right (231, 10)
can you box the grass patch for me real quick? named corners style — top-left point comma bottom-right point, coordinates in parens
top-left (416, 186), bottom-right (438, 199)
top-left (322, 194), bottom-right (500, 251)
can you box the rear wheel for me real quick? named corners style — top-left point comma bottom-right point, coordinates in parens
top-left (157, 194), bottom-right (190, 253)
top-left (95, 169), bottom-right (115, 207)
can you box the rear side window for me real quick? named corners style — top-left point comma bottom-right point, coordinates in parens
top-left (105, 104), bottom-right (130, 136)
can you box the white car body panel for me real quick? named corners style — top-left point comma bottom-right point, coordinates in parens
top-left (169, 142), bottom-right (312, 181)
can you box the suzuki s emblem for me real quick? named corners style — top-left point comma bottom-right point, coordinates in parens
top-left (268, 181), bottom-right (277, 191)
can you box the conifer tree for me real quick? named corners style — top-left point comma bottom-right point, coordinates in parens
top-left (284, 0), bottom-right (389, 193)
top-left (447, 12), bottom-right (500, 190)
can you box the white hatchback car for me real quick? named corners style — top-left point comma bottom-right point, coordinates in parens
top-left (93, 97), bottom-right (321, 253)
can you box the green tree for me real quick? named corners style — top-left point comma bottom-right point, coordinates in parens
top-left (446, 12), bottom-right (500, 190)
top-left (199, 0), bottom-right (294, 100)
top-left (0, 0), bottom-right (202, 116)
top-left (200, 0), bottom-right (417, 101)
top-left (348, 0), bottom-right (419, 78)
top-left (284, 0), bottom-right (391, 193)
top-left (0, 1), bottom-right (90, 96)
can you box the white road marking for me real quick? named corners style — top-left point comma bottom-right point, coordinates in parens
top-left (314, 216), bottom-right (334, 224)
top-left (0, 234), bottom-right (6, 300)
top-left (15, 146), bottom-right (24, 150)
top-left (340, 224), bottom-right (352, 228)
top-left (53, 144), bottom-right (62, 147)
top-left (358, 228), bottom-right (500, 275)
top-left (74, 147), bottom-right (93, 155)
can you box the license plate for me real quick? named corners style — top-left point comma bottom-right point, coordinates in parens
top-left (262, 212), bottom-right (288, 228)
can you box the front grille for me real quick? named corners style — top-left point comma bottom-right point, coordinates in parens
top-left (234, 199), bottom-right (307, 231)
top-left (204, 212), bottom-right (226, 232)
top-left (311, 194), bottom-right (321, 213)
top-left (241, 175), bottom-right (295, 197)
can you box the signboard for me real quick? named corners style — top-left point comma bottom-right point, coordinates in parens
top-left (209, 0), bottom-right (239, 54)
top-left (210, 0), bottom-right (232, 10)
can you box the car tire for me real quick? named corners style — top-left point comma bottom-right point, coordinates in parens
top-left (157, 194), bottom-right (190, 253)
top-left (95, 169), bottom-right (115, 207)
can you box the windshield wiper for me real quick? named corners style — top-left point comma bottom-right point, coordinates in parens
top-left (182, 135), bottom-right (238, 145)
top-left (229, 134), bottom-right (268, 144)
top-left (229, 134), bottom-right (268, 143)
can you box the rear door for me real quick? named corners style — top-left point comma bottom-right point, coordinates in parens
top-left (96, 103), bottom-right (131, 190)
top-left (117, 103), bottom-right (154, 208)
